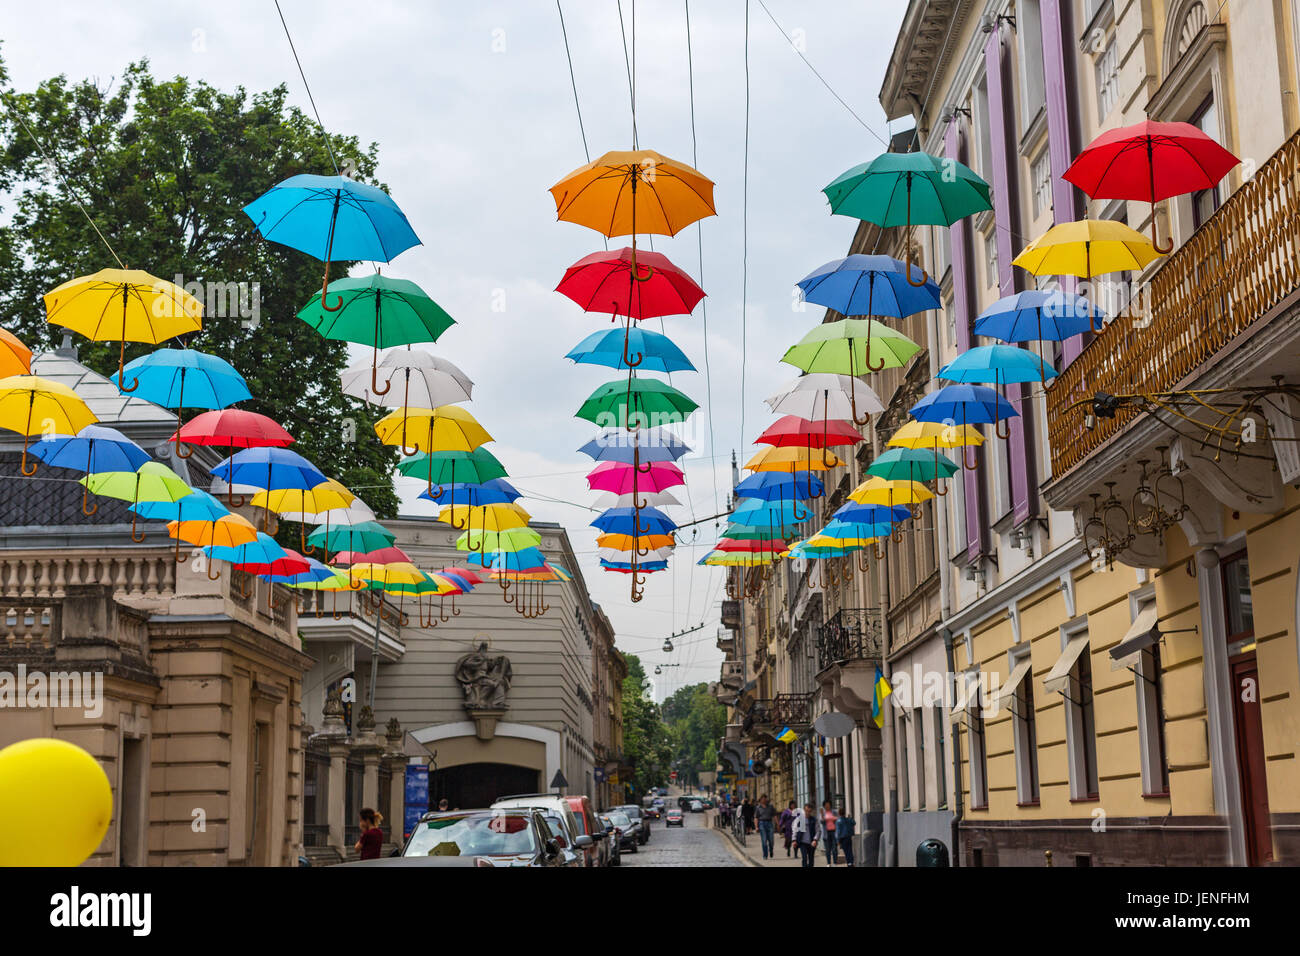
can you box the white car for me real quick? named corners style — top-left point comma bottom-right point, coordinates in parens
top-left (689, 799), bottom-right (704, 812)
top-left (490, 793), bottom-right (590, 861)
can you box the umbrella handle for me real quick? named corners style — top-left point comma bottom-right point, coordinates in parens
top-left (175, 536), bottom-right (187, 564)
top-left (118, 340), bottom-right (141, 393)
top-left (320, 268), bottom-right (345, 312)
top-left (996, 416), bottom-right (1011, 441)
top-left (370, 360), bottom-right (392, 396)
top-left (440, 597), bottom-right (451, 623)
top-left (131, 511), bottom-right (148, 543)
top-left (857, 549), bottom-right (871, 573)
top-left (891, 522), bottom-right (904, 544)
top-left (872, 541), bottom-right (887, 561)
top-left (935, 477), bottom-right (949, 496)
top-left (81, 484), bottom-right (99, 516)
top-left (206, 555), bottom-right (222, 581)
top-left (349, 573), bottom-right (364, 591)
top-left (451, 594), bottom-right (461, 617)
top-left (636, 459), bottom-right (653, 474)
top-left (1151, 203), bottom-right (1174, 253)
top-left (904, 187), bottom-right (930, 287)
top-left (963, 444), bottom-right (979, 471)
top-left (175, 440), bottom-right (194, 459)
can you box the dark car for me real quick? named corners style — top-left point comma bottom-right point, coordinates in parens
top-left (643, 804), bottom-right (661, 820)
top-left (395, 809), bottom-right (569, 867)
top-left (614, 804), bottom-right (650, 845)
top-left (602, 810), bottom-right (638, 853)
top-left (664, 808), bottom-right (684, 827)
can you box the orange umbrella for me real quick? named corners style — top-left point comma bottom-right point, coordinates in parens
top-left (167, 513), bottom-right (259, 566)
top-left (0, 329), bottom-right (32, 378)
top-left (550, 149), bottom-right (716, 239)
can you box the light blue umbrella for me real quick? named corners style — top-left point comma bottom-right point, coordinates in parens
top-left (796, 254), bottom-right (940, 318)
top-left (112, 348), bottom-right (251, 410)
top-left (132, 488), bottom-right (229, 522)
top-left (938, 344), bottom-right (1058, 385)
top-left (566, 327), bottom-right (695, 373)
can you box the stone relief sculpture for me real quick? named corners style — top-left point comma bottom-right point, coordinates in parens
top-left (455, 642), bottom-right (513, 710)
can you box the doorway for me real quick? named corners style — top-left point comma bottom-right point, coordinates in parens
top-left (429, 762), bottom-right (540, 810)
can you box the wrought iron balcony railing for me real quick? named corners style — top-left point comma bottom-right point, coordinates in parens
top-left (742, 698), bottom-right (773, 735)
top-left (771, 692), bottom-right (813, 730)
top-left (1046, 129), bottom-right (1300, 477)
top-left (816, 607), bottom-right (883, 672)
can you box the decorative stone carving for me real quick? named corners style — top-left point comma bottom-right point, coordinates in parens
top-left (455, 642), bottom-right (513, 710)
top-left (317, 685), bottom-right (348, 739)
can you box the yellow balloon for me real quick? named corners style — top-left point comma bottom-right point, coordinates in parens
top-left (0, 738), bottom-right (112, 866)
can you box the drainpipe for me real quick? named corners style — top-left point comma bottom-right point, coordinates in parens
top-left (942, 627), bottom-right (963, 868)
top-left (874, 427), bottom-right (899, 868)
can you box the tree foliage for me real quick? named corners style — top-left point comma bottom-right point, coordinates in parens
top-left (663, 683), bottom-right (727, 787)
top-left (619, 655), bottom-right (672, 795)
top-left (0, 55), bottom-right (399, 515)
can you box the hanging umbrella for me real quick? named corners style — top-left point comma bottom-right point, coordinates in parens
top-left (938, 343), bottom-right (1059, 388)
top-left (781, 320), bottom-right (921, 424)
top-left (205, 532), bottom-right (288, 567)
top-left (263, 555), bottom-right (342, 587)
top-left (909, 384), bottom-right (1018, 466)
top-left (576, 379), bottom-right (697, 430)
top-left (887, 420), bottom-right (984, 451)
top-left (715, 538), bottom-right (787, 553)
top-left (80, 462), bottom-right (192, 542)
top-left (823, 151), bottom-right (992, 284)
top-left (796, 254), bottom-right (941, 316)
top-left (250, 479), bottom-right (357, 553)
top-left (592, 490), bottom-right (682, 510)
top-left (437, 502), bottom-right (532, 537)
top-left (238, 547), bottom-right (312, 579)
top-left (550, 148), bottom-right (716, 239)
top-left (132, 489), bottom-right (230, 523)
top-left (43, 269), bottom-right (202, 390)
top-left (306, 520), bottom-right (395, 555)
top-left (601, 558), bottom-right (669, 573)
top-left (866, 448), bottom-right (958, 498)
top-left (586, 461), bottom-right (685, 495)
top-left (0, 329), bottom-right (32, 378)
top-left (591, 507), bottom-right (678, 537)
top-left (466, 546), bottom-right (548, 570)
top-left (457, 528), bottom-right (543, 554)
top-left (754, 415), bottom-right (862, 469)
top-left (1063, 119), bottom-right (1240, 252)
top-left (849, 476), bottom-right (933, 509)
top-left (764, 373), bottom-right (885, 432)
top-left (596, 532), bottom-right (675, 553)
top-left (341, 348), bottom-right (472, 408)
top-left (333, 546), bottom-right (412, 567)
top-left (597, 545), bottom-right (674, 563)
top-left (244, 173), bottom-right (421, 314)
top-left (972, 290), bottom-right (1103, 347)
top-left (744, 447), bottom-right (842, 472)
top-left (167, 513), bottom-right (259, 567)
top-left (579, 426), bottom-right (690, 464)
top-left (283, 497), bottom-right (376, 526)
top-left (398, 447), bottom-right (508, 496)
top-left (832, 502), bottom-right (911, 524)
top-left (417, 479), bottom-right (522, 507)
top-left (171, 410), bottom-right (294, 476)
top-left (557, 247), bottom-right (705, 318)
top-left (211, 447), bottom-right (328, 530)
top-left (29, 424), bottom-right (149, 515)
top-left (375, 405), bottom-right (491, 457)
top-left (0, 375), bottom-right (99, 476)
top-left (566, 326), bottom-right (695, 374)
top-left (734, 471), bottom-right (824, 501)
top-left (111, 348), bottom-right (250, 409)
top-left (732, 499), bottom-right (813, 524)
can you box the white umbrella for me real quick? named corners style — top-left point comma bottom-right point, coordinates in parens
top-left (597, 546), bottom-right (675, 563)
top-left (592, 490), bottom-right (683, 510)
top-left (341, 348), bottom-right (473, 408)
top-left (282, 499), bottom-right (377, 526)
top-left (764, 373), bottom-right (884, 421)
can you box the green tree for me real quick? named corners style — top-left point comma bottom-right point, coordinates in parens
top-left (0, 56), bottom-right (399, 515)
top-left (620, 655), bottom-right (672, 796)
top-left (663, 683), bottom-right (727, 787)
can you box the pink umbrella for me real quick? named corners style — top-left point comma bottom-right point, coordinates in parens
top-left (332, 546), bottom-right (412, 566)
top-left (586, 461), bottom-right (686, 495)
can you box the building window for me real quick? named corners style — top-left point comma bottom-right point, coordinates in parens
top-left (1191, 97), bottom-right (1222, 228)
top-left (898, 712), bottom-right (911, 811)
top-left (983, 230), bottom-right (998, 289)
top-left (1066, 644), bottom-right (1100, 800)
top-left (1139, 638), bottom-right (1171, 796)
top-left (1014, 659), bottom-right (1040, 805)
top-left (933, 704), bottom-right (948, 809)
top-left (1095, 36), bottom-right (1119, 120)
top-left (969, 677), bottom-right (989, 809)
top-left (1017, 0), bottom-right (1047, 125)
top-left (1221, 551), bottom-right (1254, 646)
top-left (915, 707), bottom-right (927, 811)
top-left (1031, 148), bottom-right (1052, 219)
top-left (975, 79), bottom-right (994, 182)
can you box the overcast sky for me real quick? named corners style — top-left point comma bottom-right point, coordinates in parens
top-left (1, 0), bottom-right (908, 700)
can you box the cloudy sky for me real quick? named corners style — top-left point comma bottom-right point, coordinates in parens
top-left (1, 0), bottom-right (908, 700)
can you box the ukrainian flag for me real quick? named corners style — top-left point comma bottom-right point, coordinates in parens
top-left (872, 665), bottom-right (892, 728)
top-left (777, 727), bottom-right (797, 744)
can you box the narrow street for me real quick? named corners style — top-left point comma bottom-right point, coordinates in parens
top-left (621, 812), bottom-right (744, 868)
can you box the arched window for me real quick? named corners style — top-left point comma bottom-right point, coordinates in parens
top-left (1165, 1), bottom-right (1209, 76)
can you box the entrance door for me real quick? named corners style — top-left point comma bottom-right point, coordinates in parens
top-left (430, 763), bottom-right (540, 810)
top-left (1221, 552), bottom-right (1272, 865)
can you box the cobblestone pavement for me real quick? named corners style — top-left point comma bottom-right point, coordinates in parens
top-left (619, 812), bottom-right (745, 867)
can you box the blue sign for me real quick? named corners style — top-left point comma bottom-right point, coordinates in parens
top-left (404, 766), bottom-right (429, 837)
top-left (594, 767), bottom-right (607, 783)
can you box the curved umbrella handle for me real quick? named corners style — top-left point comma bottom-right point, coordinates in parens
top-left (370, 359), bottom-right (391, 396)
top-left (175, 440), bottom-right (195, 459)
top-left (206, 556), bottom-right (223, 582)
top-left (440, 597), bottom-right (451, 623)
top-left (891, 522), bottom-right (904, 544)
top-left (904, 251), bottom-right (930, 288)
top-left (174, 535), bottom-right (186, 564)
top-left (131, 511), bottom-right (147, 543)
top-left (636, 458), bottom-right (653, 475)
top-left (118, 337), bottom-right (141, 393)
top-left (622, 329), bottom-right (644, 370)
top-left (81, 484), bottom-right (99, 516)
top-left (857, 549), bottom-right (871, 573)
top-left (320, 268), bottom-right (345, 313)
top-left (864, 322), bottom-right (886, 373)
top-left (872, 540), bottom-right (887, 561)
top-left (963, 444), bottom-right (979, 471)
top-left (996, 416), bottom-right (1011, 441)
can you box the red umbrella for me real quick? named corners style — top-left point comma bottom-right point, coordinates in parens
top-left (333, 546), bottom-right (412, 567)
top-left (755, 415), bottom-right (864, 450)
top-left (171, 408), bottom-right (295, 448)
top-left (1063, 120), bottom-right (1240, 252)
top-left (556, 247), bottom-right (705, 320)
top-left (237, 548), bottom-right (311, 577)
top-left (714, 538), bottom-right (788, 552)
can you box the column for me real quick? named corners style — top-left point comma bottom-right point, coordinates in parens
top-left (326, 740), bottom-right (349, 853)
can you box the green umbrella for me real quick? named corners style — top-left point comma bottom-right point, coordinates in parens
top-left (824, 151), bottom-right (991, 285)
top-left (306, 520), bottom-right (396, 555)
top-left (398, 448), bottom-right (508, 495)
top-left (297, 274), bottom-right (456, 396)
top-left (80, 462), bottom-right (193, 542)
top-left (867, 447), bottom-right (957, 481)
top-left (782, 318), bottom-right (921, 388)
top-left (576, 378), bottom-right (698, 430)
top-left (456, 527), bottom-right (542, 552)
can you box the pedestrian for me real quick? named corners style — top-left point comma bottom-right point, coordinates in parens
top-left (741, 797), bottom-right (755, 835)
top-left (778, 800), bottom-right (796, 857)
top-left (791, 802), bottom-right (821, 867)
top-left (754, 794), bottom-right (776, 859)
top-left (355, 807), bottom-right (384, 860)
top-left (821, 800), bottom-right (839, 865)
top-left (437, 798), bottom-right (449, 811)
top-left (836, 806), bottom-right (856, 867)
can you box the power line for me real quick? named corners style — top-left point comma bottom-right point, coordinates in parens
top-left (740, 0), bottom-right (750, 455)
top-left (555, 1), bottom-right (591, 164)
top-left (273, 0), bottom-right (340, 175)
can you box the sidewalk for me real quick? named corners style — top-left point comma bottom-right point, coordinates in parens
top-left (708, 811), bottom-right (804, 868)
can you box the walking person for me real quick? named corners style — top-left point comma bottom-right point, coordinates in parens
top-left (791, 802), bottom-right (821, 867)
top-left (741, 797), bottom-right (755, 835)
top-left (821, 800), bottom-right (840, 865)
top-left (754, 794), bottom-right (776, 859)
top-left (778, 800), bottom-right (796, 857)
top-left (354, 808), bottom-right (384, 860)
top-left (836, 806), bottom-right (856, 867)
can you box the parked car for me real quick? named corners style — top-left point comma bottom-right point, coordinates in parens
top-left (613, 804), bottom-right (650, 844)
top-left (564, 795), bottom-right (611, 867)
top-left (597, 813), bottom-right (622, 865)
top-left (643, 804), bottom-right (661, 820)
top-left (602, 810), bottom-right (638, 852)
top-left (491, 793), bottom-right (591, 866)
top-left (384, 809), bottom-right (567, 867)
top-left (664, 808), bottom-right (684, 828)
top-left (689, 799), bottom-right (704, 813)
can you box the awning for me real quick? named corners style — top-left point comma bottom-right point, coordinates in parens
top-left (991, 656), bottom-right (1033, 713)
top-left (949, 670), bottom-right (983, 725)
top-left (1109, 606), bottom-right (1160, 671)
top-left (1044, 632), bottom-right (1091, 694)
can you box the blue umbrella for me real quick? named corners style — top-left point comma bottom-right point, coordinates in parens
top-left (973, 290), bottom-right (1102, 343)
top-left (112, 348), bottom-right (251, 410)
top-left (832, 501), bottom-right (910, 524)
top-left (591, 507), bottom-right (678, 537)
top-left (132, 488), bottom-right (230, 522)
top-left (909, 385), bottom-right (1018, 465)
top-left (938, 344), bottom-right (1058, 385)
top-left (601, 558), bottom-right (669, 573)
top-left (417, 479), bottom-right (522, 507)
top-left (567, 327), bottom-right (695, 373)
top-left (578, 427), bottom-right (691, 464)
top-left (796, 254), bottom-right (941, 318)
top-left (204, 532), bottom-right (288, 567)
top-left (466, 547), bottom-right (548, 571)
top-left (212, 447), bottom-right (328, 526)
top-left (242, 173), bottom-right (422, 309)
top-left (822, 519), bottom-right (897, 540)
top-left (734, 471), bottom-right (824, 501)
top-left (30, 424), bottom-right (153, 517)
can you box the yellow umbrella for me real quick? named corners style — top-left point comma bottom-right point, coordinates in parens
top-left (888, 420), bottom-right (984, 449)
top-left (374, 405), bottom-right (491, 455)
top-left (436, 502), bottom-right (531, 533)
top-left (348, 561), bottom-right (427, 590)
top-left (745, 446), bottom-right (843, 472)
top-left (250, 478), bottom-right (356, 554)
top-left (167, 513), bottom-right (259, 566)
top-left (43, 269), bottom-right (203, 390)
top-left (0, 375), bottom-right (98, 476)
top-left (849, 476), bottom-right (933, 507)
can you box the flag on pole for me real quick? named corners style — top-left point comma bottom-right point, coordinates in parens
top-left (776, 726), bottom-right (797, 744)
top-left (872, 665), bottom-right (892, 728)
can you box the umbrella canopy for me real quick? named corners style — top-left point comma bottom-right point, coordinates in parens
top-left (436, 502), bottom-right (532, 532)
top-left (111, 348), bottom-right (250, 409)
top-left (306, 520), bottom-right (396, 555)
top-left (832, 502), bottom-right (911, 524)
top-left (601, 559), bottom-right (669, 574)
top-left (0, 374), bottom-right (98, 476)
top-left (172, 409), bottom-right (293, 450)
top-left (744, 446), bottom-right (842, 472)
top-left (972, 290), bottom-right (1103, 344)
top-left (596, 532), bottom-right (676, 552)
top-left (205, 532), bottom-right (288, 567)
top-left (398, 448), bottom-right (508, 490)
top-left (457, 528), bottom-right (543, 553)
top-left (764, 373), bottom-right (885, 423)
top-left (734, 471), bottom-right (824, 501)
top-left (796, 254), bottom-right (940, 317)
top-left (908, 385), bottom-right (1019, 425)
top-left (721, 523), bottom-right (788, 540)
top-left (416, 479), bottom-right (521, 507)
top-left (0, 329), bottom-right (32, 378)
top-left (31, 424), bottom-right (152, 516)
top-left (333, 546), bottom-right (412, 566)
top-left (250, 479), bottom-right (356, 517)
top-left (375, 405), bottom-right (491, 454)
top-left (591, 490), bottom-right (682, 510)
top-left (1012, 219), bottom-right (1162, 279)
top-left (586, 461), bottom-right (686, 495)
top-left (591, 507), bottom-right (678, 537)
top-left (284, 498), bottom-right (376, 526)
top-left (597, 545), bottom-right (675, 563)
top-left (550, 149), bottom-right (716, 238)
top-left (212, 447), bottom-right (328, 492)
top-left (782, 318), bottom-right (922, 379)
top-left (466, 547), bottom-right (547, 571)
top-left (755, 415), bottom-right (863, 450)
top-left (731, 499), bottom-right (812, 526)
top-left (341, 348), bottom-right (472, 407)
top-left (578, 426), bottom-right (690, 464)
top-left (566, 327), bottom-right (695, 374)
top-left (264, 555), bottom-right (342, 587)
top-left (82, 461), bottom-right (191, 540)
top-left (239, 547), bottom-right (312, 578)
top-left (715, 538), bottom-right (787, 553)
top-left (43, 268), bottom-right (203, 387)
top-left (168, 513), bottom-right (259, 549)
top-left (887, 420), bottom-right (984, 449)
top-left (820, 519), bottom-right (897, 540)
top-left (576, 379), bottom-right (697, 429)
top-left (132, 489), bottom-right (230, 522)
top-left (557, 247), bottom-right (705, 319)
top-left (938, 344), bottom-right (1059, 385)
top-left (849, 477), bottom-right (933, 506)
top-left (866, 447), bottom-right (958, 482)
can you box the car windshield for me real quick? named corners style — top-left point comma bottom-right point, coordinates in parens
top-left (403, 812), bottom-right (535, 858)
top-left (607, 812), bottom-right (631, 827)
top-left (621, 807), bottom-right (642, 818)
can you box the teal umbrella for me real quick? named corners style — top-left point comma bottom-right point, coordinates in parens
top-left (823, 151), bottom-right (992, 286)
top-left (306, 520), bottom-right (396, 556)
top-left (867, 446), bottom-right (958, 498)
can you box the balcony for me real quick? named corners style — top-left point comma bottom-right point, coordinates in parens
top-left (1047, 129), bottom-right (1300, 477)
top-left (721, 599), bottom-right (741, 629)
top-left (741, 698), bottom-right (773, 737)
top-left (816, 607), bottom-right (883, 672)
top-left (716, 628), bottom-right (735, 655)
top-left (771, 692), bottom-right (813, 731)
top-left (297, 590), bottom-right (405, 663)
